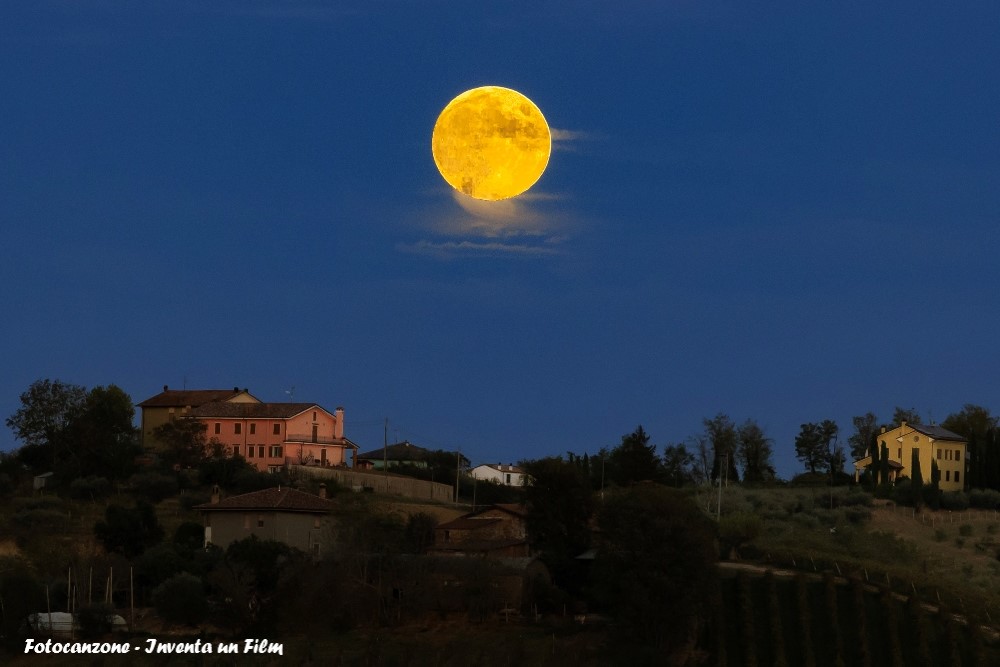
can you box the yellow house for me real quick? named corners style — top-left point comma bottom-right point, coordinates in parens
top-left (138, 385), bottom-right (260, 450)
top-left (855, 422), bottom-right (966, 492)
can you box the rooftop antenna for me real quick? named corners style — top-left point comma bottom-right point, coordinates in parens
top-left (284, 386), bottom-right (295, 400)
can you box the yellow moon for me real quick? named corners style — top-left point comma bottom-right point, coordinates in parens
top-left (432, 86), bottom-right (551, 201)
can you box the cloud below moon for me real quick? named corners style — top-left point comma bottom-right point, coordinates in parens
top-left (399, 190), bottom-right (572, 259)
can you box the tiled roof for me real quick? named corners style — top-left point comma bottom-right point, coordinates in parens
top-left (195, 487), bottom-right (333, 513)
top-left (189, 402), bottom-right (324, 419)
top-left (488, 503), bottom-right (527, 517)
top-left (356, 441), bottom-right (430, 461)
top-left (910, 424), bottom-right (966, 442)
top-left (437, 517), bottom-right (501, 531)
top-left (138, 389), bottom-right (248, 408)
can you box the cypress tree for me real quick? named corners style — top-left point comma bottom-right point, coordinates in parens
top-left (926, 460), bottom-right (942, 510)
top-left (879, 443), bottom-right (890, 490)
top-left (911, 448), bottom-right (924, 509)
top-left (870, 440), bottom-right (881, 490)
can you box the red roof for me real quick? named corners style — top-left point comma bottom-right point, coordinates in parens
top-left (138, 388), bottom-right (248, 408)
top-left (195, 487), bottom-right (333, 513)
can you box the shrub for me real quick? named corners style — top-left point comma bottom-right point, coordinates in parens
top-left (841, 490), bottom-right (874, 507)
top-left (178, 490), bottom-right (210, 511)
top-left (174, 521), bottom-right (205, 551)
top-left (844, 506), bottom-right (871, 524)
top-left (69, 475), bottom-right (111, 500)
top-left (129, 472), bottom-right (178, 502)
top-left (13, 495), bottom-right (65, 512)
top-left (75, 603), bottom-right (116, 639)
top-left (719, 512), bottom-right (763, 558)
top-left (959, 524), bottom-right (974, 537)
top-left (955, 538), bottom-right (965, 548)
top-left (935, 529), bottom-right (948, 542)
top-left (940, 491), bottom-right (970, 511)
top-left (11, 508), bottom-right (69, 530)
top-left (969, 489), bottom-right (1000, 510)
top-left (152, 573), bottom-right (207, 625)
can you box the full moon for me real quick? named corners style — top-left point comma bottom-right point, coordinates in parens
top-left (431, 86), bottom-right (551, 201)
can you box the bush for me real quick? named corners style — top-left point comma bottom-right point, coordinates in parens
top-left (13, 495), bottom-right (65, 511)
top-left (75, 603), bottom-right (116, 639)
top-left (959, 524), bottom-right (974, 537)
top-left (841, 490), bottom-right (874, 507)
top-left (969, 488), bottom-right (1000, 510)
top-left (844, 506), bottom-right (871, 524)
top-left (152, 573), bottom-right (207, 625)
top-left (11, 508), bottom-right (69, 530)
top-left (718, 512), bottom-right (763, 558)
top-left (940, 491), bottom-right (970, 511)
top-left (129, 472), bottom-right (178, 502)
top-left (70, 475), bottom-right (112, 500)
top-left (935, 529), bottom-right (948, 542)
top-left (178, 490), bottom-right (210, 511)
top-left (174, 521), bottom-right (205, 551)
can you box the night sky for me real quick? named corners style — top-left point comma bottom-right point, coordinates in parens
top-left (3, 2), bottom-right (1000, 479)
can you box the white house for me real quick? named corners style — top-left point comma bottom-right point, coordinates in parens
top-left (471, 463), bottom-right (526, 487)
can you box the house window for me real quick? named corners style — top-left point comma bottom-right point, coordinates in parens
top-left (444, 530), bottom-right (450, 542)
top-left (269, 446), bottom-right (283, 458)
top-left (248, 447), bottom-right (255, 458)
top-left (232, 445), bottom-right (240, 456)
top-left (214, 423), bottom-right (221, 435)
top-left (258, 445), bottom-right (265, 458)
top-left (937, 449), bottom-right (942, 459)
top-left (506, 474), bottom-right (511, 484)
top-left (273, 423), bottom-right (281, 435)
top-left (955, 471), bottom-right (961, 483)
top-left (250, 423), bottom-right (256, 435)
top-left (312, 543), bottom-right (321, 557)
top-left (946, 471), bottom-right (951, 482)
top-left (257, 515), bottom-right (264, 528)
top-left (314, 518), bottom-right (321, 528)
top-left (313, 411), bottom-right (317, 420)
top-left (898, 448), bottom-right (902, 460)
top-left (956, 451), bottom-right (961, 461)
top-left (234, 423), bottom-right (242, 435)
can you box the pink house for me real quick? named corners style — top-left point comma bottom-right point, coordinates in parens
top-left (189, 401), bottom-right (358, 472)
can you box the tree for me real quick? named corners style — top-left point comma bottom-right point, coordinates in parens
top-left (943, 405), bottom-right (997, 490)
top-left (662, 444), bottom-right (696, 487)
top-left (592, 485), bottom-right (717, 660)
top-left (153, 419), bottom-right (209, 469)
top-left (522, 457), bottom-right (593, 590)
top-left (69, 385), bottom-right (139, 480)
top-left (608, 425), bottom-right (661, 485)
top-left (737, 419), bottom-right (775, 484)
top-left (152, 573), bottom-right (207, 626)
top-left (795, 423), bottom-right (825, 474)
top-left (911, 448), bottom-right (924, 509)
top-left (94, 501), bottom-right (165, 558)
top-left (848, 412), bottom-right (879, 460)
top-left (6, 379), bottom-right (86, 469)
top-left (892, 407), bottom-right (922, 426)
top-left (703, 414), bottom-right (739, 483)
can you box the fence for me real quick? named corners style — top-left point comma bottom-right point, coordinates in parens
top-left (292, 465), bottom-right (455, 503)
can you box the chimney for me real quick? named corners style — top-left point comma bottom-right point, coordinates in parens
top-left (233, 386), bottom-right (239, 392)
top-left (163, 384), bottom-right (169, 392)
top-left (334, 407), bottom-right (344, 439)
top-left (901, 421), bottom-right (907, 429)
top-left (880, 426), bottom-right (886, 434)
top-left (319, 483), bottom-right (327, 499)
top-left (211, 484), bottom-right (221, 504)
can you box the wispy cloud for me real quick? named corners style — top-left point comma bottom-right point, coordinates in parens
top-left (402, 190), bottom-right (572, 260)
top-left (397, 240), bottom-right (562, 259)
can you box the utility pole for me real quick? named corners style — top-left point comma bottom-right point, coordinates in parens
top-left (383, 417), bottom-right (388, 478)
top-left (454, 449), bottom-right (461, 504)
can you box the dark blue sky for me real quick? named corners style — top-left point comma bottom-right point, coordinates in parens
top-left (3, 2), bottom-right (999, 479)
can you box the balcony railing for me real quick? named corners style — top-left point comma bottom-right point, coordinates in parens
top-left (284, 434), bottom-right (342, 445)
